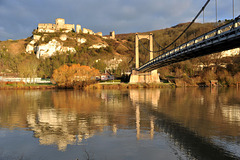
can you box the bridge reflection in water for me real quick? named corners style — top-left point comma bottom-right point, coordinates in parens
top-left (129, 88), bottom-right (240, 159)
top-left (0, 89), bottom-right (239, 159)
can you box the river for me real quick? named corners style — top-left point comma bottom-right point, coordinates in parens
top-left (0, 88), bottom-right (239, 160)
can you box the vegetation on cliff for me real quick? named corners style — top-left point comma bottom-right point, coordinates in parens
top-left (116, 21), bottom-right (240, 86)
top-left (0, 20), bottom-right (240, 87)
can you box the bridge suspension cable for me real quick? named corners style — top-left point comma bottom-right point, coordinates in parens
top-left (233, 0), bottom-right (235, 19)
top-left (203, 8), bottom-right (205, 24)
top-left (215, 0), bottom-right (218, 24)
top-left (137, 0), bottom-right (211, 53)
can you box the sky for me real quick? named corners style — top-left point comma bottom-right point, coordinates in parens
top-left (0, 0), bottom-right (239, 41)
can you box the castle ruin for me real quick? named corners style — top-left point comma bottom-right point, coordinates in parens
top-left (36, 18), bottom-right (117, 39)
top-left (37, 18), bottom-right (104, 36)
top-left (37, 18), bottom-right (75, 33)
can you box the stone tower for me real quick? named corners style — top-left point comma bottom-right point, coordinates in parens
top-left (110, 31), bottom-right (115, 39)
top-left (56, 18), bottom-right (65, 26)
top-left (76, 25), bottom-right (82, 33)
top-left (55, 18), bottom-right (65, 30)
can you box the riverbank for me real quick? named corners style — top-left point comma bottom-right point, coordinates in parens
top-left (86, 82), bottom-right (175, 89)
top-left (1, 82), bottom-right (239, 90)
top-left (0, 82), bottom-right (175, 90)
top-left (0, 82), bottom-right (56, 90)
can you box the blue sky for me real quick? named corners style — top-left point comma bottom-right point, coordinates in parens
top-left (0, 0), bottom-right (239, 41)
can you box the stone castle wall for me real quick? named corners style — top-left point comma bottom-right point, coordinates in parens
top-left (37, 18), bottom-right (101, 35)
top-left (38, 18), bottom-right (75, 33)
top-left (36, 18), bottom-right (107, 37)
top-left (38, 23), bottom-right (55, 32)
top-left (60, 24), bottom-right (75, 31)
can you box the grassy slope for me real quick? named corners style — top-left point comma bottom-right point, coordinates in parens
top-left (0, 38), bottom-right (31, 55)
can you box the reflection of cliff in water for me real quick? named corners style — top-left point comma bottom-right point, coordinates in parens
top-left (0, 90), bottom-right (150, 151)
top-left (27, 90), bottom-right (106, 151)
top-left (1, 88), bottom-right (239, 154)
top-left (26, 90), bottom-right (155, 150)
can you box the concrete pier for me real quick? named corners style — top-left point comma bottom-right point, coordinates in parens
top-left (130, 33), bottom-right (160, 83)
top-left (130, 70), bottom-right (160, 83)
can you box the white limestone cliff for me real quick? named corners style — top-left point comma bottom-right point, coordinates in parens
top-left (35, 39), bottom-right (76, 59)
top-left (89, 43), bottom-right (108, 49)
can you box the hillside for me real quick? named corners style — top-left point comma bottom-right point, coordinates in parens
top-left (0, 21), bottom-right (225, 66)
top-left (0, 30), bottom-right (133, 78)
top-left (1, 20), bottom-right (240, 86)
top-left (116, 22), bottom-right (220, 65)
top-left (115, 21), bottom-right (240, 86)
top-left (0, 38), bottom-right (31, 55)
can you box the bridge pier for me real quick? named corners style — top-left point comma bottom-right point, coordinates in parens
top-left (129, 70), bottom-right (160, 83)
top-left (130, 32), bottom-right (160, 83)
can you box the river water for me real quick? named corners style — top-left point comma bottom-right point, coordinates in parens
top-left (0, 88), bottom-right (239, 160)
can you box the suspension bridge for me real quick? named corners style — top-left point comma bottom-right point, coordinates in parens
top-left (130, 0), bottom-right (240, 83)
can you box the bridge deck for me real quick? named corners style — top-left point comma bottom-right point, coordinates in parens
top-left (138, 16), bottom-right (240, 72)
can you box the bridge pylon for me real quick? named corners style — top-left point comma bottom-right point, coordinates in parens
top-left (130, 33), bottom-right (160, 83)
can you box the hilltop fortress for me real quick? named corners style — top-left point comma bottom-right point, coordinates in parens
top-left (37, 18), bottom-right (107, 37)
top-left (38, 18), bottom-right (74, 33)
top-left (26, 18), bottom-right (116, 59)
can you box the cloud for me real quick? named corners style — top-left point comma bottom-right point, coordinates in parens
top-left (0, 0), bottom-right (237, 41)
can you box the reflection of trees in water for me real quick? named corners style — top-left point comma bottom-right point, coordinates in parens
top-left (0, 90), bottom-right (140, 151)
top-left (2, 88), bottom-right (239, 152)
top-left (129, 88), bottom-right (240, 159)
top-left (52, 90), bottom-right (101, 114)
top-left (0, 90), bottom-right (50, 129)
top-left (152, 110), bottom-right (239, 160)
top-left (144, 88), bottom-right (240, 138)
top-left (26, 90), bottom-right (138, 151)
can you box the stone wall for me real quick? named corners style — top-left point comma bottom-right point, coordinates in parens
top-left (60, 24), bottom-right (75, 32)
top-left (83, 28), bottom-right (94, 35)
top-left (38, 23), bottom-right (55, 33)
top-left (95, 32), bottom-right (103, 37)
top-left (38, 19), bottom-right (74, 33)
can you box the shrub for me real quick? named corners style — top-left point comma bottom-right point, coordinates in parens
top-left (52, 64), bottom-right (100, 89)
top-left (201, 70), bottom-right (217, 86)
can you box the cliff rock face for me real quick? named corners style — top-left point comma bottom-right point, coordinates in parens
top-left (89, 43), bottom-right (108, 49)
top-left (35, 39), bottom-right (76, 59)
top-left (26, 39), bottom-right (76, 59)
top-left (26, 40), bottom-right (37, 54)
top-left (221, 48), bottom-right (240, 57)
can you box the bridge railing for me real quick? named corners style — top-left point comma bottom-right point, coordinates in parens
top-left (138, 15), bottom-right (240, 71)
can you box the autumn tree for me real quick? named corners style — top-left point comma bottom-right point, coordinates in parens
top-left (93, 60), bottom-right (107, 73)
top-left (18, 56), bottom-right (39, 83)
top-left (52, 64), bottom-right (100, 88)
